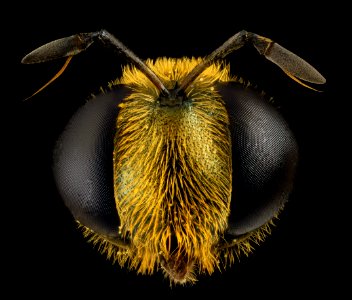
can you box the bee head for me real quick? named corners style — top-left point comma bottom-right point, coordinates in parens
top-left (23, 29), bottom-right (324, 284)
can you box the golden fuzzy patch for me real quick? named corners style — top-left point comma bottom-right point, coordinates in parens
top-left (112, 58), bottom-right (232, 281)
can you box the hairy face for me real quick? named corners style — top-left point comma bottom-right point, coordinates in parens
top-left (23, 29), bottom-right (319, 286)
top-left (113, 58), bottom-right (232, 283)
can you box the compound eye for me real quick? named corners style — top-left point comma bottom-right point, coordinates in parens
top-left (53, 88), bottom-right (130, 240)
top-left (217, 82), bottom-right (298, 237)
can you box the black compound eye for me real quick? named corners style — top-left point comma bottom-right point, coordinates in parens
top-left (53, 88), bottom-right (130, 240)
top-left (217, 82), bottom-right (298, 237)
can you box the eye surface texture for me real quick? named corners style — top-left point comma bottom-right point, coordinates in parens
top-left (53, 88), bottom-right (130, 241)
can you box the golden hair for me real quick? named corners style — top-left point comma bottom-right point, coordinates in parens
top-left (113, 58), bottom-right (231, 278)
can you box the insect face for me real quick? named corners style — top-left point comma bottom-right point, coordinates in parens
top-left (22, 30), bottom-right (325, 285)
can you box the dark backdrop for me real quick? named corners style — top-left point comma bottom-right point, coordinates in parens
top-left (6, 3), bottom-right (341, 298)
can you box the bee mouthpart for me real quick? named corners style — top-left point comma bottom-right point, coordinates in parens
top-left (160, 254), bottom-right (196, 285)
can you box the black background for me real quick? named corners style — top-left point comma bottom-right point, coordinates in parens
top-left (6, 2), bottom-right (342, 298)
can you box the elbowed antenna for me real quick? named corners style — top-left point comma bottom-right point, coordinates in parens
top-left (176, 30), bottom-right (326, 94)
top-left (22, 30), bottom-right (171, 98)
